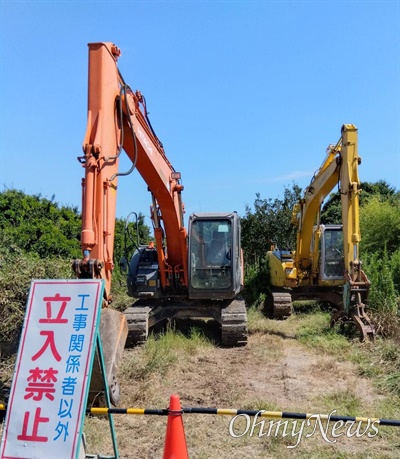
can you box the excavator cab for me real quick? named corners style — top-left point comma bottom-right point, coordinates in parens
top-left (188, 212), bottom-right (242, 300)
top-left (319, 225), bottom-right (345, 280)
top-left (122, 211), bottom-right (247, 347)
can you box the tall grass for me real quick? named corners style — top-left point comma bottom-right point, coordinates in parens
top-left (363, 248), bottom-right (400, 337)
top-left (0, 238), bottom-right (73, 405)
top-left (296, 307), bottom-right (400, 413)
top-left (0, 238), bottom-right (72, 356)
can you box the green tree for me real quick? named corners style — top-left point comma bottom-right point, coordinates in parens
top-left (321, 180), bottom-right (398, 225)
top-left (0, 189), bottom-right (153, 264)
top-left (241, 184), bottom-right (302, 264)
top-left (360, 195), bottom-right (400, 256)
top-left (0, 189), bottom-right (81, 258)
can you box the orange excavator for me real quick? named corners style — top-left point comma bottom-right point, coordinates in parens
top-left (72, 43), bottom-right (247, 372)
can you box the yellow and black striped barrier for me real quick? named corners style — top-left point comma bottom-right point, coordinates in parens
top-left (1, 403), bottom-right (400, 427)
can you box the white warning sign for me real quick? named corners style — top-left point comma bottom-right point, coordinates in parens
top-left (0, 279), bottom-right (104, 459)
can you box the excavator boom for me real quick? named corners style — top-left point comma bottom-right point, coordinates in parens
top-left (74, 42), bottom-right (187, 302)
top-left (294, 125), bottom-right (362, 273)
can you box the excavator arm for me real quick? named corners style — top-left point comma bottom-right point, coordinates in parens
top-left (339, 125), bottom-right (362, 276)
top-left (293, 124), bottom-right (362, 281)
top-left (73, 42), bottom-right (188, 303)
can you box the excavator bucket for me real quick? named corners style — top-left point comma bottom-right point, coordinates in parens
top-left (87, 308), bottom-right (128, 407)
top-left (330, 273), bottom-right (376, 342)
top-left (346, 270), bottom-right (375, 341)
top-left (351, 306), bottom-right (376, 342)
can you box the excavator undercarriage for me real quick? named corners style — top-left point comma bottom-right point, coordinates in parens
top-left (124, 297), bottom-right (248, 347)
top-left (268, 285), bottom-right (375, 341)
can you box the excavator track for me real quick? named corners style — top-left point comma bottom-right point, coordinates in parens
top-left (124, 299), bottom-right (248, 348)
top-left (270, 292), bottom-right (293, 319)
top-left (123, 306), bottom-right (151, 346)
top-left (221, 297), bottom-right (248, 347)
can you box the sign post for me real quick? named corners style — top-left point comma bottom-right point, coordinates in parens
top-left (0, 279), bottom-right (118, 459)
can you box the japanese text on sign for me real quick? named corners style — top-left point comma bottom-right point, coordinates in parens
top-left (0, 280), bottom-right (103, 459)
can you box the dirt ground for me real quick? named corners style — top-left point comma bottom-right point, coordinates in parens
top-left (81, 319), bottom-right (398, 459)
top-left (1, 316), bottom-right (398, 458)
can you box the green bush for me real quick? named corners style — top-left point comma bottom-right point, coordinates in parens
top-left (0, 189), bottom-right (81, 259)
top-left (243, 258), bottom-right (270, 307)
top-left (364, 248), bottom-right (397, 314)
top-left (0, 236), bottom-right (72, 356)
top-left (390, 249), bottom-right (400, 295)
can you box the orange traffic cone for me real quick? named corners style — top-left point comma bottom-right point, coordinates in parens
top-left (163, 394), bottom-right (189, 459)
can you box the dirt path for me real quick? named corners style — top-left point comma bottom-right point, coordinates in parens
top-left (2, 319), bottom-right (395, 458)
top-left (162, 333), bottom-right (379, 412)
top-left (99, 328), bottom-right (395, 459)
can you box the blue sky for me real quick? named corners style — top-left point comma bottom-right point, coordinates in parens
top-left (1, 1), bottom-right (399, 230)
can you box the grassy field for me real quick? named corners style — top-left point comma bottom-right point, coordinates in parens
top-left (78, 305), bottom-right (400, 459)
top-left (1, 304), bottom-right (400, 458)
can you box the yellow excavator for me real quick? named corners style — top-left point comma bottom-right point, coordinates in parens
top-left (266, 124), bottom-right (375, 340)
